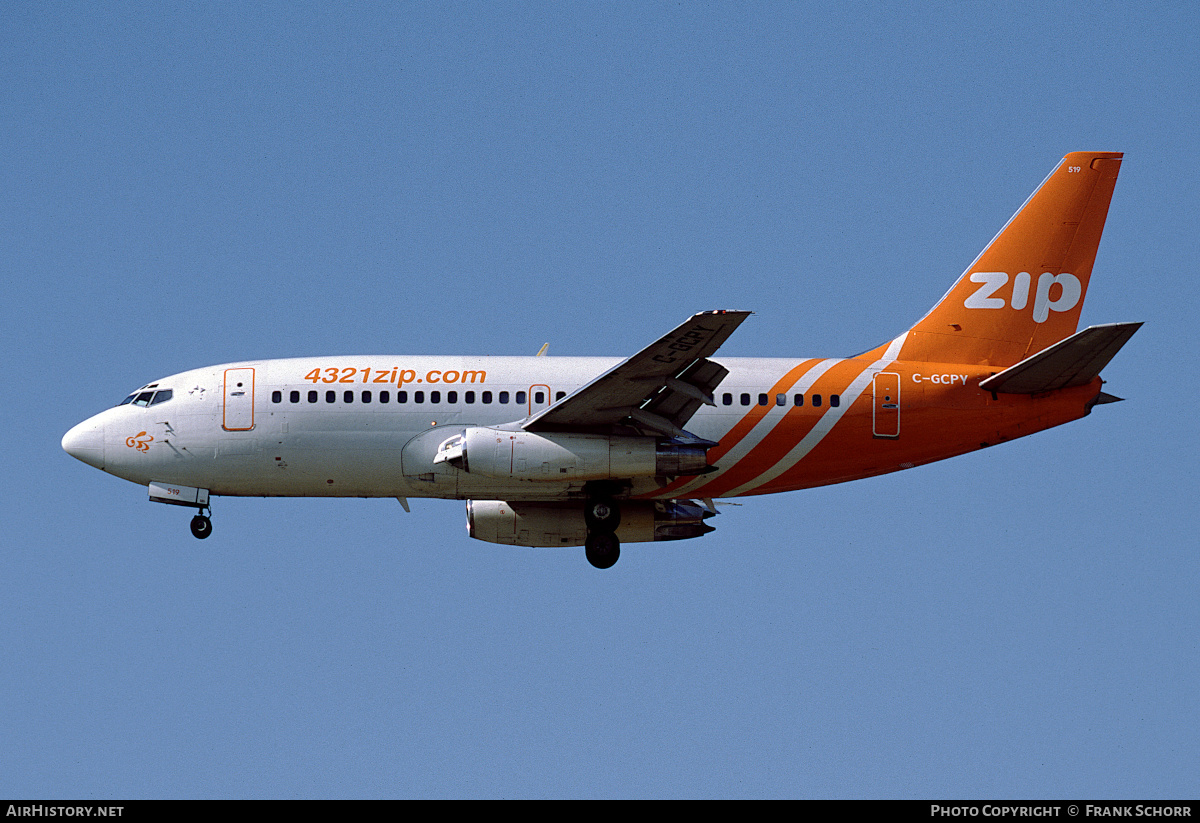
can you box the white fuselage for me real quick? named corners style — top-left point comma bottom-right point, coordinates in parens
top-left (63, 354), bottom-right (815, 502)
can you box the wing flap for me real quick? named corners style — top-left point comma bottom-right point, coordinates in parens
top-left (978, 322), bottom-right (1142, 394)
top-left (637, 358), bottom-right (730, 433)
top-left (524, 310), bottom-right (750, 433)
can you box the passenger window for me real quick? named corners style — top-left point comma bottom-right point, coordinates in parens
top-left (830, 394), bottom-right (840, 407)
top-left (290, 390), bottom-right (300, 403)
top-left (362, 391), bottom-right (371, 403)
top-left (812, 394), bottom-right (822, 407)
top-left (344, 390), bottom-right (354, 403)
top-left (776, 393), bottom-right (786, 406)
top-left (466, 391), bottom-right (475, 404)
top-left (499, 391), bottom-right (509, 404)
top-left (722, 393), bottom-right (732, 406)
top-left (794, 394), bottom-right (804, 406)
top-left (482, 391), bottom-right (493, 404)
top-left (516, 391), bottom-right (527, 404)
top-left (740, 393), bottom-right (751, 406)
top-left (398, 391), bottom-right (408, 403)
top-left (271, 391), bottom-right (282, 404)
top-left (308, 390), bottom-right (318, 403)
top-left (447, 391), bottom-right (457, 403)
top-left (326, 390), bottom-right (336, 403)
top-left (758, 394), bottom-right (769, 406)
top-left (414, 391), bottom-right (424, 403)
top-left (380, 390), bottom-right (390, 403)
top-left (430, 391), bottom-right (440, 404)
top-left (555, 391), bottom-right (565, 400)
top-left (534, 391), bottom-right (544, 403)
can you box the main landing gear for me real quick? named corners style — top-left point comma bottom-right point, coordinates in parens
top-left (584, 497), bottom-right (621, 569)
top-left (190, 508), bottom-right (213, 539)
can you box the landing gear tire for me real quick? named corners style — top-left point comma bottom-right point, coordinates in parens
top-left (584, 497), bottom-right (621, 532)
top-left (190, 514), bottom-right (212, 540)
top-left (585, 531), bottom-right (620, 569)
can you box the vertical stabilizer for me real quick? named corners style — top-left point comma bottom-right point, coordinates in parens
top-left (898, 152), bottom-right (1122, 366)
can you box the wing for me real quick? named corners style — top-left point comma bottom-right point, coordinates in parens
top-left (523, 310), bottom-right (751, 439)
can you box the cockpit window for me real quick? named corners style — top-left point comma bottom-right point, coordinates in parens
top-left (119, 388), bottom-right (173, 407)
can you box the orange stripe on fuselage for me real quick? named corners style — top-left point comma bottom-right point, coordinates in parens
top-left (685, 357), bottom-right (870, 498)
top-left (648, 358), bottom-right (822, 498)
top-left (742, 367), bottom-right (1100, 496)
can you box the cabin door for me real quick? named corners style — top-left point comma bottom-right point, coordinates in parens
top-left (872, 372), bottom-right (900, 438)
top-left (223, 368), bottom-right (256, 431)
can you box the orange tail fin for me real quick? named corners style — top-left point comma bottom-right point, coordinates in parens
top-left (897, 152), bottom-right (1123, 367)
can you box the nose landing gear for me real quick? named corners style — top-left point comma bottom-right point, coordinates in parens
top-left (148, 483), bottom-right (213, 540)
top-left (189, 509), bottom-right (212, 539)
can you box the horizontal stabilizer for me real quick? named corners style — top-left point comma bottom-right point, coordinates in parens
top-left (979, 322), bottom-right (1142, 394)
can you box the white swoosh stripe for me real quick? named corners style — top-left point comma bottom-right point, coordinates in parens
top-left (721, 332), bottom-right (909, 497)
top-left (668, 359), bottom-right (841, 498)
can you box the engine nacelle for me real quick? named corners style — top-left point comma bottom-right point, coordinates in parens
top-left (434, 427), bottom-right (710, 481)
top-left (466, 500), bottom-right (716, 548)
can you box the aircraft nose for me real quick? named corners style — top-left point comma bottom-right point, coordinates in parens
top-left (62, 418), bottom-right (105, 470)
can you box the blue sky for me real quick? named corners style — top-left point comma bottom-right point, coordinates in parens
top-left (2, 1), bottom-right (1197, 798)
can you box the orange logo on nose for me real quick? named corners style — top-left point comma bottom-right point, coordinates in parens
top-left (125, 431), bottom-right (154, 452)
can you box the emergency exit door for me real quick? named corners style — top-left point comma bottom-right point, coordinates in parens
top-left (528, 384), bottom-right (551, 417)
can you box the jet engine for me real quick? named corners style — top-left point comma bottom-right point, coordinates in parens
top-left (466, 499), bottom-right (716, 548)
top-left (434, 427), bottom-right (711, 481)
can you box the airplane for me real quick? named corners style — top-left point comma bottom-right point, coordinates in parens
top-left (63, 151), bottom-right (1140, 569)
